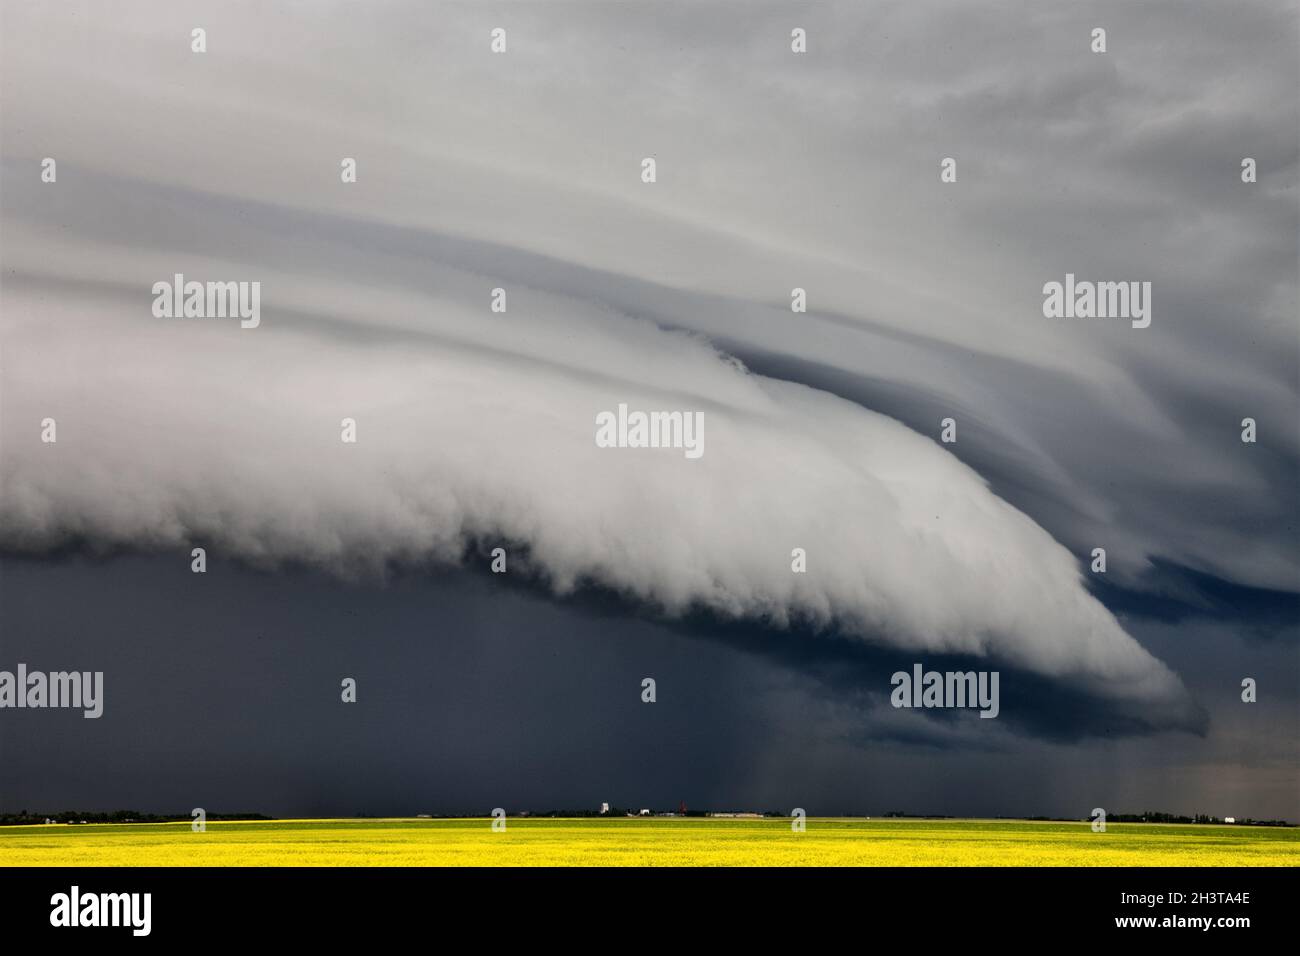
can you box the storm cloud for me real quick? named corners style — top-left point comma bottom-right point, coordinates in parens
top-left (1, 0), bottom-right (1295, 770)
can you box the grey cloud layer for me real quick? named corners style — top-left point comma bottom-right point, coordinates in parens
top-left (2, 1), bottom-right (1295, 731)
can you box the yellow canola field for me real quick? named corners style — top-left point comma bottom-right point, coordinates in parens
top-left (2, 817), bottom-right (1295, 867)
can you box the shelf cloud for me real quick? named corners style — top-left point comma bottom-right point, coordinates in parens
top-left (1, 235), bottom-right (1196, 726)
top-left (3, 0), bottom-right (1293, 749)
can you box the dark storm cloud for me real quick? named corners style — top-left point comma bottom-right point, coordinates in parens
top-left (0, 0), bottom-right (1296, 813)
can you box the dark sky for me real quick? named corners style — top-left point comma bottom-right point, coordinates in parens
top-left (1, 551), bottom-right (1295, 819)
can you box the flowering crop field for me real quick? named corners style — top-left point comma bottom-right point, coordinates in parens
top-left (2, 817), bottom-right (1295, 867)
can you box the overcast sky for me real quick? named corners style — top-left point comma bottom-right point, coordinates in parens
top-left (1, 0), bottom-right (1296, 820)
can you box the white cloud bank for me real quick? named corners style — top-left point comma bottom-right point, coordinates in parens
top-left (0, 262), bottom-right (1196, 725)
